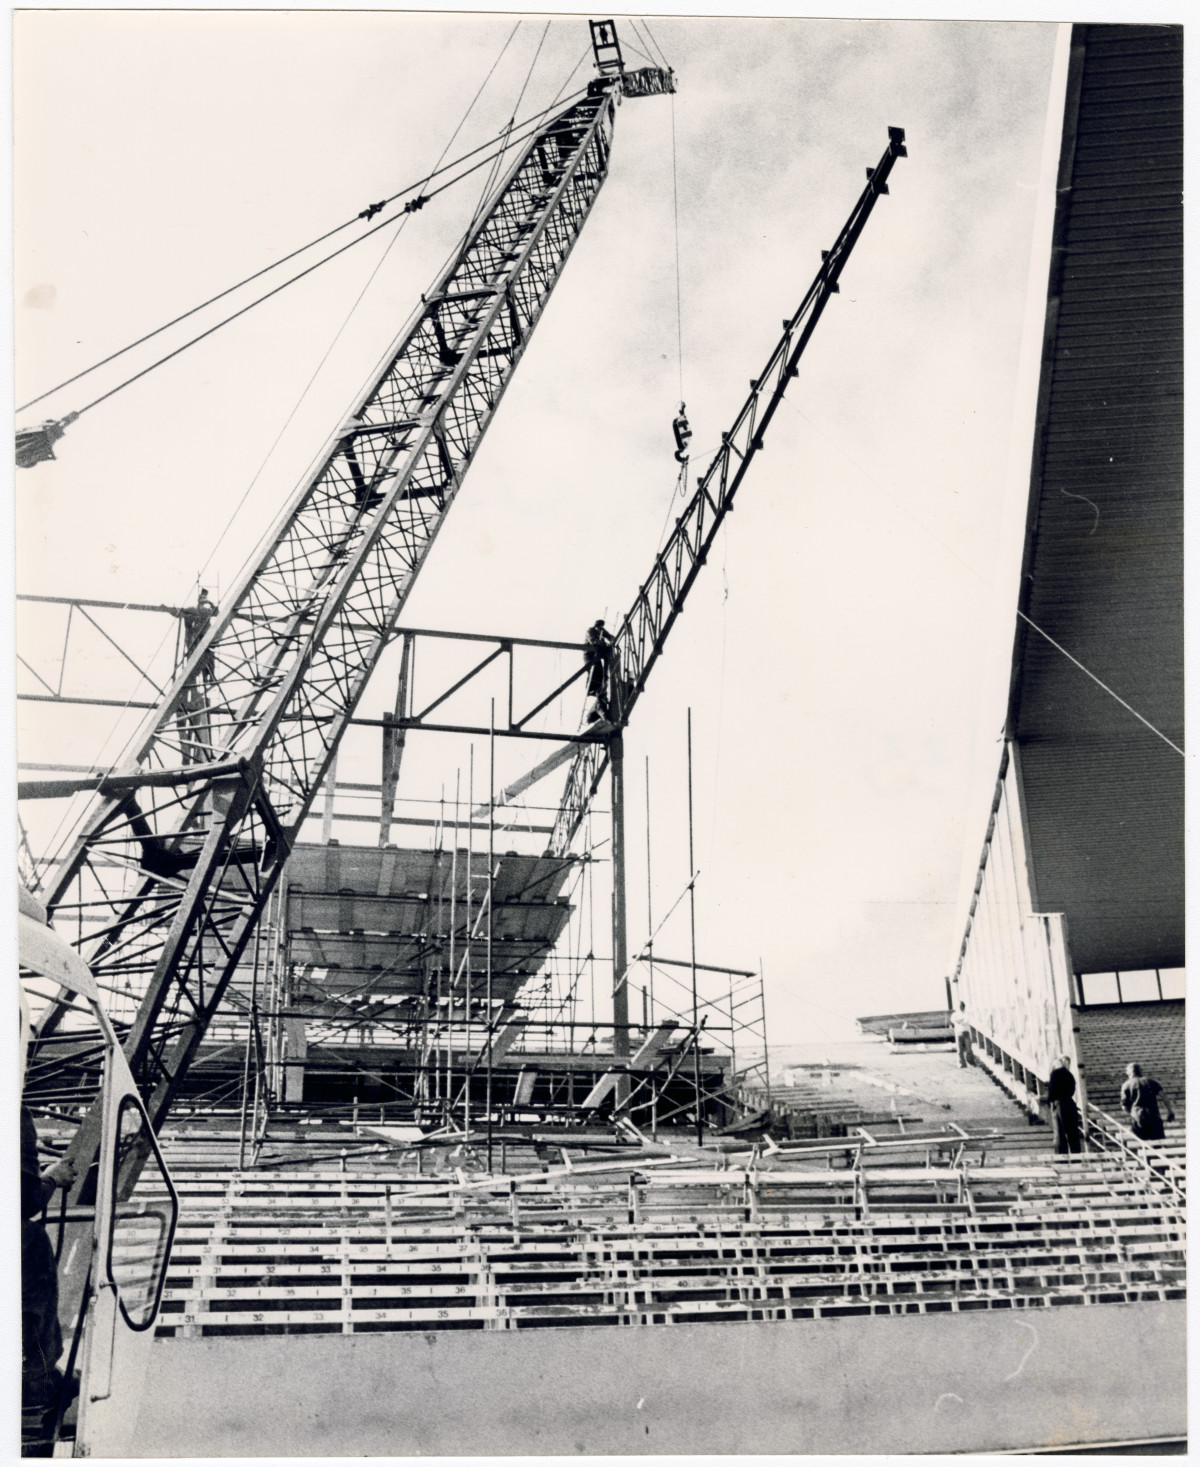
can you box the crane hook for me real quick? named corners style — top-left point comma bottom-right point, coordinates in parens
top-left (672, 402), bottom-right (692, 465)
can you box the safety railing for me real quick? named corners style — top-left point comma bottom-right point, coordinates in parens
top-left (1085, 1103), bottom-right (1186, 1206)
top-left (151, 1124), bottom-right (1186, 1339)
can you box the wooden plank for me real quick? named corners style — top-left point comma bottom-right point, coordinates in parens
top-left (581, 1021), bottom-right (679, 1108)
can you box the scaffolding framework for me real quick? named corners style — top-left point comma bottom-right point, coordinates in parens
top-left (23, 74), bottom-right (677, 1189)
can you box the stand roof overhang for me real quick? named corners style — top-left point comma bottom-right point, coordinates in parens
top-left (1006, 23), bottom-right (1182, 973)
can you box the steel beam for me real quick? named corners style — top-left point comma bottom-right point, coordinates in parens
top-left (28, 74), bottom-right (680, 1180)
top-left (548, 127), bottom-right (907, 856)
top-left (379, 634), bottom-right (412, 847)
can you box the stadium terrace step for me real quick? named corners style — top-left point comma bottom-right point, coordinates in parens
top-left (150, 1120), bottom-right (1185, 1340)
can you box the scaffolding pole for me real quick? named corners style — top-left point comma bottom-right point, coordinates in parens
top-left (487, 703), bottom-right (496, 1169)
top-left (645, 754), bottom-right (655, 1035)
top-left (610, 733), bottom-right (630, 1106)
top-left (687, 708), bottom-right (702, 1146)
top-left (464, 746), bottom-right (474, 1137)
top-left (236, 922), bottom-right (263, 1170)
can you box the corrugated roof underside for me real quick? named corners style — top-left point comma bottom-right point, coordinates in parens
top-left (1014, 25), bottom-right (1183, 973)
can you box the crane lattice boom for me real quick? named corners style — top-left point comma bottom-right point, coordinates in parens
top-left (30, 54), bottom-right (674, 1189)
top-left (548, 127), bottom-right (907, 856)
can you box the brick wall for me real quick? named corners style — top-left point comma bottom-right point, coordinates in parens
top-left (1075, 1001), bottom-right (1185, 1115)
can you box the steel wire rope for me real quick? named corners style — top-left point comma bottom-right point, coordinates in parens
top-left (457, 19), bottom-right (550, 275)
top-left (652, 459), bottom-right (689, 561)
top-left (633, 29), bottom-right (687, 565)
top-left (31, 105), bottom-right (595, 457)
top-left (620, 29), bottom-right (657, 67)
top-left (64, 110), bottom-right (588, 423)
top-left (508, 22), bottom-right (553, 172)
top-left (634, 18), bottom-right (684, 409)
top-left (550, 44), bottom-right (592, 109)
top-left (783, 399), bottom-right (1183, 753)
top-left (189, 30), bottom-right (553, 599)
top-left (636, 18), bottom-right (672, 71)
top-left (458, 28), bottom-right (587, 266)
top-left (16, 20), bottom-right (529, 418)
top-left (668, 97), bottom-right (684, 405)
top-left (511, 22), bottom-right (553, 144)
top-left (35, 31), bottom-right (563, 880)
top-left (459, 21), bottom-right (528, 243)
top-left (1015, 612), bottom-right (1184, 757)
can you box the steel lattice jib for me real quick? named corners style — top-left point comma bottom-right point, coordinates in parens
top-left (30, 73), bottom-right (679, 1182)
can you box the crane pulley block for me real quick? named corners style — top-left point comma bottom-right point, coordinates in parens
top-left (15, 411), bottom-right (77, 468)
top-left (587, 65), bottom-right (676, 99)
top-left (619, 66), bottom-right (676, 99)
top-left (587, 16), bottom-right (675, 97)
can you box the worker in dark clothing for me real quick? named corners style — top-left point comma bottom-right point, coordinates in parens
top-left (181, 588), bottom-right (218, 682)
top-left (672, 403), bottom-right (692, 464)
top-left (1120, 1063), bottom-right (1174, 1141)
top-left (1046, 1055), bottom-right (1082, 1155)
top-left (22, 1105), bottom-right (76, 1415)
top-left (583, 619), bottom-right (615, 723)
top-left (178, 588), bottom-right (219, 765)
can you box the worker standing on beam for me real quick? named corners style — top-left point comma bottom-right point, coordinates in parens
top-left (182, 588), bottom-right (218, 683)
top-left (1047, 1054), bottom-right (1083, 1155)
top-left (583, 619), bottom-right (615, 724)
top-left (178, 587), bottom-right (218, 763)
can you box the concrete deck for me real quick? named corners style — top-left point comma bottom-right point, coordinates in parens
top-left (131, 1301), bottom-right (1185, 1456)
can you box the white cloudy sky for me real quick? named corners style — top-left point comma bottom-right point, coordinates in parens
top-left (13, 9), bottom-right (1080, 1042)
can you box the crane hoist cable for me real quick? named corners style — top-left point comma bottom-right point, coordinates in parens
top-left (462, 22), bottom-right (552, 250)
top-left (14, 21), bottom-right (530, 422)
top-left (16, 105), bottom-right (592, 454)
top-left (30, 33), bottom-right (574, 874)
top-left (631, 18), bottom-right (685, 444)
top-left (13, 92), bottom-right (592, 466)
top-left (640, 18), bottom-right (686, 406)
top-left (195, 38), bottom-right (564, 611)
top-left (638, 19), bottom-right (673, 72)
top-left (547, 125), bottom-right (908, 859)
top-left (31, 39), bottom-right (587, 877)
top-left (668, 92), bottom-right (684, 405)
top-left (654, 19), bottom-right (687, 530)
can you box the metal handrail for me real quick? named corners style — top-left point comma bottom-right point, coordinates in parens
top-left (1085, 1102), bottom-right (1186, 1206)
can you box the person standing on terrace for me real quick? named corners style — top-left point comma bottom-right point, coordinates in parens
top-left (1047, 1054), bottom-right (1082, 1154)
top-left (1120, 1063), bottom-right (1174, 1142)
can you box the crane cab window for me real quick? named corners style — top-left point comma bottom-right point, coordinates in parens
top-left (107, 1097), bottom-right (178, 1330)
